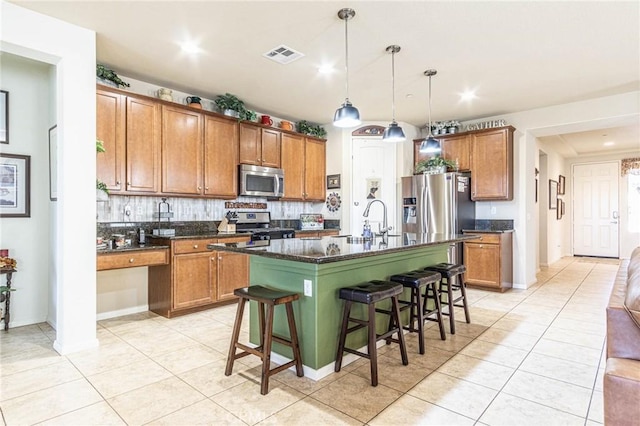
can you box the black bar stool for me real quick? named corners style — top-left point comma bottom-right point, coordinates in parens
top-left (387, 270), bottom-right (446, 354)
top-left (423, 263), bottom-right (470, 335)
top-left (225, 286), bottom-right (303, 395)
top-left (335, 280), bottom-right (408, 386)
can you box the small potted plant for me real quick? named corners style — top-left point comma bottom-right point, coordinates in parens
top-left (415, 156), bottom-right (456, 174)
top-left (296, 120), bottom-right (313, 135)
top-left (96, 64), bottom-right (130, 88)
top-left (310, 124), bottom-right (327, 139)
top-left (240, 109), bottom-right (257, 122)
top-left (214, 93), bottom-right (246, 118)
top-left (446, 120), bottom-right (460, 134)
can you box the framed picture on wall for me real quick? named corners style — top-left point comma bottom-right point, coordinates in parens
top-left (327, 174), bottom-right (341, 189)
top-left (558, 175), bottom-right (566, 195)
top-left (0, 153), bottom-right (31, 217)
top-left (0, 90), bottom-right (8, 144)
top-left (557, 199), bottom-right (563, 220)
top-left (549, 179), bottom-right (558, 210)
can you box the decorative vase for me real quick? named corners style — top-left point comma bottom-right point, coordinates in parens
top-left (224, 109), bottom-right (240, 118)
top-left (157, 88), bottom-right (173, 102)
top-left (447, 126), bottom-right (457, 134)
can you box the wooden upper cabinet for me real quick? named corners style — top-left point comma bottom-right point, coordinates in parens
top-left (281, 133), bottom-right (305, 200)
top-left (162, 105), bottom-right (203, 195)
top-left (440, 134), bottom-right (470, 171)
top-left (239, 123), bottom-right (281, 168)
top-left (304, 138), bottom-right (326, 201)
top-left (96, 89), bottom-right (125, 193)
top-left (413, 139), bottom-right (429, 169)
top-left (470, 127), bottom-right (514, 201)
top-left (126, 96), bottom-right (161, 193)
top-left (204, 115), bottom-right (239, 198)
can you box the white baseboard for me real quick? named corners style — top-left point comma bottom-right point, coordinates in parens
top-left (96, 305), bottom-right (148, 321)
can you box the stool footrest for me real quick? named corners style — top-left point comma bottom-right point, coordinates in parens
top-left (343, 347), bottom-right (371, 360)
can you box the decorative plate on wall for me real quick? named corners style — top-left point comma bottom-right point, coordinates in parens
top-left (326, 192), bottom-right (341, 212)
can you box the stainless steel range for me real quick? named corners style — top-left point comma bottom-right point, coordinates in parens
top-left (233, 211), bottom-right (295, 241)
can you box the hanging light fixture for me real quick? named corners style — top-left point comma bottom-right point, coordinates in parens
top-left (333, 8), bottom-right (361, 128)
top-left (382, 45), bottom-right (406, 142)
top-left (419, 69), bottom-right (441, 153)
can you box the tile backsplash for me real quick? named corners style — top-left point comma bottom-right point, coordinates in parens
top-left (97, 195), bottom-right (323, 223)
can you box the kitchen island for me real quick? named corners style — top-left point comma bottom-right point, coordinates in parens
top-left (209, 233), bottom-right (478, 379)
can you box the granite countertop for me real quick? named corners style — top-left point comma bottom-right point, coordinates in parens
top-left (208, 233), bottom-right (479, 265)
top-left (463, 219), bottom-right (514, 233)
top-left (97, 243), bottom-right (169, 254)
top-left (146, 231), bottom-right (250, 240)
top-left (462, 229), bottom-right (514, 234)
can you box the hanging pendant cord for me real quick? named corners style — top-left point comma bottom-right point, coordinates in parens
top-left (344, 15), bottom-right (350, 102)
top-left (427, 75), bottom-right (433, 137)
top-left (391, 50), bottom-right (396, 122)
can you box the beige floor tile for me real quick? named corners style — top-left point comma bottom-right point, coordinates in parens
top-left (437, 353), bottom-right (515, 390)
top-left (98, 311), bottom-right (166, 334)
top-left (258, 396), bottom-right (362, 425)
top-left (350, 351), bottom-right (430, 392)
top-left (178, 358), bottom-right (253, 397)
top-left (1, 358), bottom-right (82, 401)
top-left (551, 316), bottom-right (606, 336)
top-left (310, 373), bottom-right (402, 423)
top-left (477, 327), bottom-right (540, 351)
top-left (37, 401), bottom-right (125, 426)
top-left (532, 338), bottom-right (602, 367)
top-left (214, 379), bottom-right (305, 424)
top-left (0, 344), bottom-right (64, 377)
top-left (588, 390), bottom-right (604, 424)
top-left (543, 326), bottom-right (605, 350)
top-left (502, 370), bottom-right (592, 417)
top-left (87, 357), bottom-right (172, 399)
top-left (594, 367), bottom-right (605, 392)
top-left (424, 329), bottom-right (474, 353)
top-left (1, 379), bottom-right (103, 425)
top-left (519, 352), bottom-right (598, 389)
top-left (407, 371), bottom-right (498, 419)
top-left (107, 376), bottom-right (205, 424)
top-left (148, 399), bottom-right (245, 425)
top-left (459, 340), bottom-right (529, 368)
top-left (479, 392), bottom-right (585, 425)
top-left (117, 327), bottom-right (198, 357)
top-left (66, 340), bottom-right (147, 376)
top-left (272, 366), bottom-right (346, 395)
top-left (150, 343), bottom-right (225, 374)
top-left (448, 321), bottom-right (489, 339)
top-left (490, 317), bottom-right (548, 338)
top-left (370, 393), bottom-right (475, 425)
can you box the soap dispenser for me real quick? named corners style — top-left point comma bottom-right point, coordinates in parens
top-left (362, 220), bottom-right (372, 239)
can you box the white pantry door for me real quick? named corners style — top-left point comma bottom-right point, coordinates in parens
top-left (351, 139), bottom-right (397, 235)
top-left (573, 162), bottom-right (619, 257)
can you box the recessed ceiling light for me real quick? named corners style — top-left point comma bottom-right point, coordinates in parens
top-left (406, 94), bottom-right (414, 98)
top-left (180, 41), bottom-right (200, 54)
top-left (318, 64), bottom-right (335, 74)
top-left (459, 90), bottom-right (477, 102)
top-left (603, 141), bottom-right (615, 146)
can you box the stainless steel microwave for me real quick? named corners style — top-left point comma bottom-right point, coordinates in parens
top-left (239, 164), bottom-right (284, 198)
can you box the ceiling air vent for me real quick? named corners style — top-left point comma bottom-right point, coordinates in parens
top-left (263, 45), bottom-right (304, 65)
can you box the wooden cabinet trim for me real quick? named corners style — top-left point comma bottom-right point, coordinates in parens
top-left (97, 249), bottom-right (169, 271)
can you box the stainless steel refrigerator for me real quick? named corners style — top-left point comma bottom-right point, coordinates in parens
top-left (402, 172), bottom-right (475, 263)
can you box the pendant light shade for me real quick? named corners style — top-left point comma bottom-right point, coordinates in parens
top-left (333, 8), bottom-right (361, 128)
top-left (382, 45), bottom-right (405, 142)
top-left (419, 69), bottom-right (442, 153)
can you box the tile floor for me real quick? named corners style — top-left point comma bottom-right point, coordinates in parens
top-left (0, 256), bottom-right (619, 425)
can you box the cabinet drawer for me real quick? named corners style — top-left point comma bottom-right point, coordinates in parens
top-left (465, 233), bottom-right (501, 244)
top-left (173, 239), bottom-right (218, 254)
top-left (215, 236), bottom-right (250, 244)
top-left (97, 249), bottom-right (169, 271)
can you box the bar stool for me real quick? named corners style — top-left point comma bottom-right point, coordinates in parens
top-left (225, 286), bottom-right (303, 395)
top-left (335, 280), bottom-right (408, 386)
top-left (423, 263), bottom-right (470, 335)
top-left (387, 270), bottom-right (446, 354)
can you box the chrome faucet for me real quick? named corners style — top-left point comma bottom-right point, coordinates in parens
top-left (363, 199), bottom-right (393, 237)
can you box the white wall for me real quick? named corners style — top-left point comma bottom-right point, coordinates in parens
top-left (464, 91), bottom-right (640, 288)
top-left (1, 1), bottom-right (98, 354)
top-left (0, 54), bottom-right (52, 327)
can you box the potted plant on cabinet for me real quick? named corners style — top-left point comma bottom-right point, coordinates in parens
top-left (214, 93), bottom-right (246, 118)
top-left (96, 64), bottom-right (130, 88)
top-left (415, 156), bottom-right (456, 174)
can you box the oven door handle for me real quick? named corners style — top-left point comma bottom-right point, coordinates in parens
top-left (274, 175), bottom-right (280, 196)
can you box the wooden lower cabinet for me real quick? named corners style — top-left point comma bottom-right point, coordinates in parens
top-left (149, 236), bottom-right (249, 318)
top-left (463, 231), bottom-right (513, 291)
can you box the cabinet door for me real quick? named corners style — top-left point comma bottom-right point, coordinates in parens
top-left (441, 134), bottom-right (470, 171)
top-left (162, 106), bottom-right (203, 195)
top-left (96, 89), bottom-right (125, 192)
top-left (280, 133), bottom-right (305, 200)
top-left (471, 128), bottom-right (513, 200)
top-left (463, 242), bottom-right (501, 288)
top-left (261, 128), bottom-right (281, 168)
top-left (172, 252), bottom-right (216, 310)
top-left (126, 96), bottom-right (161, 193)
top-left (304, 138), bottom-right (326, 201)
top-left (204, 115), bottom-right (238, 198)
top-left (239, 123), bottom-right (261, 165)
top-left (216, 250), bottom-right (249, 301)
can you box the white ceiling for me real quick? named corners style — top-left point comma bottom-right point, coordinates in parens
top-left (11, 1), bottom-right (640, 156)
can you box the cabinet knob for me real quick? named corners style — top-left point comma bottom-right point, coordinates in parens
top-left (197, 186), bottom-right (202, 190)
top-left (127, 182), bottom-right (131, 186)
top-left (129, 258), bottom-right (134, 263)
top-left (205, 187), bottom-right (209, 191)
top-left (193, 244), bottom-right (198, 249)
top-left (218, 256), bottom-right (222, 260)
top-left (116, 181), bottom-right (121, 186)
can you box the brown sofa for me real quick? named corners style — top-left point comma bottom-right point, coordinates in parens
top-left (604, 246), bottom-right (640, 425)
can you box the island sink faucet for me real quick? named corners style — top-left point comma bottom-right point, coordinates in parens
top-left (363, 199), bottom-right (393, 237)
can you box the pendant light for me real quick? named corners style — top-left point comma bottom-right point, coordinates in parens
top-left (333, 8), bottom-right (361, 128)
top-left (419, 69), bottom-right (441, 153)
top-left (382, 45), bottom-right (406, 142)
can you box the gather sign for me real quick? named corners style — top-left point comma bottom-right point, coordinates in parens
top-left (466, 119), bottom-right (507, 131)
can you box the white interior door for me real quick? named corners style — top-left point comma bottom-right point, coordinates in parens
top-left (573, 162), bottom-right (619, 257)
top-left (351, 139), bottom-right (397, 235)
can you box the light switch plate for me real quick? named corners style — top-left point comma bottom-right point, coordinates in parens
top-left (303, 280), bottom-right (312, 297)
